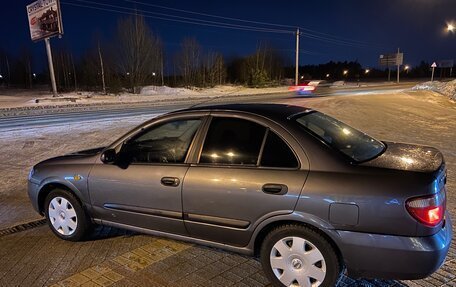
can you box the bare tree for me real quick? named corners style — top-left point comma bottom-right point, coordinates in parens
top-left (177, 38), bottom-right (202, 86)
top-left (229, 43), bottom-right (285, 87)
top-left (116, 14), bottom-right (163, 93)
top-left (19, 48), bottom-right (33, 89)
top-left (53, 48), bottom-right (75, 91)
top-left (204, 52), bottom-right (226, 87)
top-left (98, 41), bottom-right (106, 94)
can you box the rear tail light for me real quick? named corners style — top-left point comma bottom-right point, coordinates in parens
top-left (406, 190), bottom-right (446, 227)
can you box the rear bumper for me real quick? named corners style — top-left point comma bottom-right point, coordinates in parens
top-left (334, 213), bottom-right (452, 280)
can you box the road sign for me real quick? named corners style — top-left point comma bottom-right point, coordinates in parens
top-left (379, 53), bottom-right (403, 66)
top-left (431, 62), bottom-right (437, 68)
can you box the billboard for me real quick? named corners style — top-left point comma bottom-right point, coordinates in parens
top-left (379, 53), bottom-right (403, 66)
top-left (438, 59), bottom-right (454, 68)
top-left (26, 0), bottom-right (63, 42)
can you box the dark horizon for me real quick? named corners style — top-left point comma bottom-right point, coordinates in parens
top-left (1, 0), bottom-right (455, 73)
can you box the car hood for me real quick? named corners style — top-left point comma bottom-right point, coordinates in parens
top-left (67, 146), bottom-right (106, 156)
top-left (38, 146), bottom-right (105, 166)
top-left (360, 142), bottom-right (444, 173)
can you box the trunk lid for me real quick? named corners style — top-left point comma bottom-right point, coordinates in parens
top-left (361, 142), bottom-right (444, 173)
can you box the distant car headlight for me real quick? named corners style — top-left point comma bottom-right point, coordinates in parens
top-left (28, 167), bottom-right (35, 180)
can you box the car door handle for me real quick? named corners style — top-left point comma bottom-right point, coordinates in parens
top-left (262, 184), bottom-right (288, 195)
top-left (161, 177), bottom-right (180, 187)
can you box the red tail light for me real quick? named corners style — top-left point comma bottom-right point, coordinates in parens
top-left (406, 190), bottom-right (446, 227)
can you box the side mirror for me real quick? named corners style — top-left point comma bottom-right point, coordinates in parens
top-left (100, 149), bottom-right (117, 164)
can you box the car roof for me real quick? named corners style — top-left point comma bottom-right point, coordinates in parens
top-left (180, 103), bottom-right (313, 120)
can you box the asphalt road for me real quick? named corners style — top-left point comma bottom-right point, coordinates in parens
top-left (0, 82), bottom-right (416, 131)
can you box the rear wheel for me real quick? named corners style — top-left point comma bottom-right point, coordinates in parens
top-left (260, 224), bottom-right (341, 287)
top-left (44, 189), bottom-right (91, 241)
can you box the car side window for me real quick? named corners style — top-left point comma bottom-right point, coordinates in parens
top-left (260, 131), bottom-right (299, 168)
top-left (124, 119), bottom-right (201, 164)
top-left (199, 117), bottom-right (267, 165)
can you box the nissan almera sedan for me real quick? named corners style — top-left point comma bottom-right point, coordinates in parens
top-left (28, 104), bottom-right (451, 287)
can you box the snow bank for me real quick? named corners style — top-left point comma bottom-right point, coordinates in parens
top-left (413, 80), bottom-right (456, 101)
top-left (0, 85), bottom-right (288, 109)
top-left (140, 86), bottom-right (199, 96)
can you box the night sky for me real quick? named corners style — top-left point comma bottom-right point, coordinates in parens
top-left (2, 0), bottom-right (456, 72)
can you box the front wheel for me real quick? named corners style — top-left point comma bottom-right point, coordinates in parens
top-left (260, 224), bottom-right (341, 287)
top-left (44, 189), bottom-right (91, 241)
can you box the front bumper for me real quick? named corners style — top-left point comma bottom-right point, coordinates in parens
top-left (334, 213), bottom-right (452, 280)
top-left (27, 180), bottom-right (41, 214)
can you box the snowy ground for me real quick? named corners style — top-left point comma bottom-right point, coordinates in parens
top-left (413, 80), bottom-right (456, 101)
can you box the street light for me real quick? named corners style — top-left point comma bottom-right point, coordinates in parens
top-left (0, 75), bottom-right (3, 79)
top-left (343, 70), bottom-right (348, 76)
top-left (365, 69), bottom-right (370, 74)
top-left (448, 23), bottom-right (455, 32)
top-left (326, 73), bottom-right (330, 78)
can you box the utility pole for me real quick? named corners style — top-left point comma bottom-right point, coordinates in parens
top-left (295, 28), bottom-right (300, 85)
top-left (396, 47), bottom-right (400, 83)
top-left (45, 38), bottom-right (58, 97)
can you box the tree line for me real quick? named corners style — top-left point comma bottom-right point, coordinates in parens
top-left (0, 14), bottom-right (289, 94)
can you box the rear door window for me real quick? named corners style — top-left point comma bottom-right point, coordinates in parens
top-left (260, 131), bottom-right (299, 168)
top-left (199, 117), bottom-right (267, 165)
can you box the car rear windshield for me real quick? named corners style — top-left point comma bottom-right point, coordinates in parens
top-left (295, 111), bottom-right (385, 162)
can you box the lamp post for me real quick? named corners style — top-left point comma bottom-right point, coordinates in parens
top-left (404, 65), bottom-right (410, 75)
top-left (448, 23), bottom-right (455, 33)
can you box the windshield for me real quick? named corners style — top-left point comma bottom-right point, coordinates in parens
top-left (295, 111), bottom-right (385, 162)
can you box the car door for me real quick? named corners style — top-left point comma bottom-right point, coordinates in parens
top-left (89, 115), bottom-right (205, 235)
top-left (182, 114), bottom-right (309, 247)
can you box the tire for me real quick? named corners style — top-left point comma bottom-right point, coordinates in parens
top-left (44, 188), bottom-right (91, 241)
top-left (260, 224), bottom-right (341, 287)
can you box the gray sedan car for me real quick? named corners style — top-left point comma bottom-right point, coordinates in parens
top-left (28, 104), bottom-right (451, 287)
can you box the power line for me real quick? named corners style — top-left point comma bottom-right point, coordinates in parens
top-left (63, 0), bottom-right (383, 49)
top-left (66, 0), bottom-right (293, 34)
top-left (124, 0), bottom-right (297, 29)
top-left (124, 0), bottom-right (380, 48)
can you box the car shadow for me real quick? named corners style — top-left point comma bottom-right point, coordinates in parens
top-left (85, 225), bottom-right (139, 241)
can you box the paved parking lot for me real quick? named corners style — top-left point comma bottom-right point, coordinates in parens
top-left (0, 90), bottom-right (455, 286)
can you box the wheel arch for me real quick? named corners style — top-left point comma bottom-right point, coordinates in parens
top-left (251, 215), bottom-right (344, 267)
top-left (37, 180), bottom-right (83, 215)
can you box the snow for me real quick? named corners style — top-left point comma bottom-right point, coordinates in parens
top-left (413, 80), bottom-right (456, 101)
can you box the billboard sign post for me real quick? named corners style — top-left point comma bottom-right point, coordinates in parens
top-left (437, 59), bottom-right (454, 78)
top-left (379, 49), bottom-right (403, 83)
top-left (26, 0), bottom-right (63, 96)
